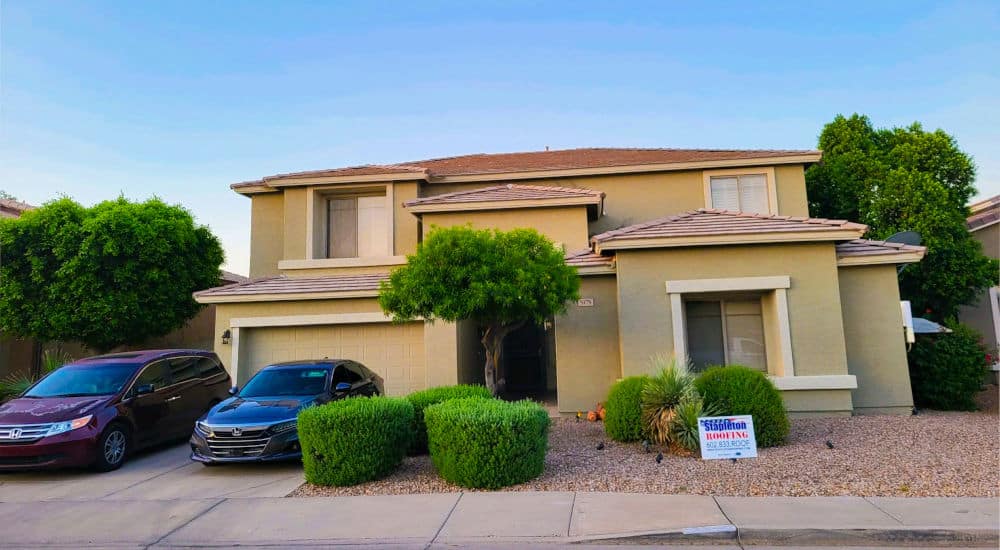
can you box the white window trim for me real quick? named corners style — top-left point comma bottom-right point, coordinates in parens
top-left (703, 167), bottom-right (778, 214)
top-left (666, 276), bottom-right (794, 376)
top-left (305, 184), bottom-right (395, 260)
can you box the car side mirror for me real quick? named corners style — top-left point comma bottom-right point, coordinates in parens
top-left (135, 384), bottom-right (155, 396)
top-left (228, 386), bottom-right (239, 396)
top-left (334, 382), bottom-right (351, 393)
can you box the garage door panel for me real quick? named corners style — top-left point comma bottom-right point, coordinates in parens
top-left (244, 322), bottom-right (426, 396)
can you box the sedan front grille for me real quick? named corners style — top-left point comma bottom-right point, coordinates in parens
top-left (0, 424), bottom-right (51, 444)
top-left (205, 427), bottom-right (271, 458)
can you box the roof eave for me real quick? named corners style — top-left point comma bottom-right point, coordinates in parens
top-left (405, 195), bottom-right (603, 214)
top-left (194, 289), bottom-right (380, 304)
top-left (593, 228), bottom-right (866, 253)
top-left (837, 251), bottom-right (926, 266)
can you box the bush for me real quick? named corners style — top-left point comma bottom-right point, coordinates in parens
top-left (908, 323), bottom-right (987, 411)
top-left (298, 396), bottom-right (414, 486)
top-left (604, 376), bottom-right (649, 442)
top-left (641, 356), bottom-right (697, 445)
top-left (424, 397), bottom-right (549, 489)
top-left (672, 397), bottom-right (722, 452)
top-left (694, 366), bottom-right (789, 447)
top-left (405, 384), bottom-right (493, 454)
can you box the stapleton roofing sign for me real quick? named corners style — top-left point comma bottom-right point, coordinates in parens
top-left (697, 415), bottom-right (758, 460)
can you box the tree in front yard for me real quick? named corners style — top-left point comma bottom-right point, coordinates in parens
top-left (0, 197), bottom-right (224, 351)
top-left (378, 226), bottom-right (580, 395)
top-left (806, 114), bottom-right (997, 321)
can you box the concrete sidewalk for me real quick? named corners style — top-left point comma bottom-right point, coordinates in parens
top-left (0, 492), bottom-right (995, 548)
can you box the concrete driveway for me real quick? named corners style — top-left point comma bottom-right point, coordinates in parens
top-left (0, 441), bottom-right (304, 502)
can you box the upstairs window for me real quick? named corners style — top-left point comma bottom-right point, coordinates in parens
top-left (325, 194), bottom-right (389, 258)
top-left (709, 174), bottom-right (769, 214)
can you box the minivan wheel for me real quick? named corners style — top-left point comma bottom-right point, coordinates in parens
top-left (94, 424), bottom-right (129, 472)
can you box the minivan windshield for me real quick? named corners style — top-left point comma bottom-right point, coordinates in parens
top-left (239, 368), bottom-right (329, 398)
top-left (24, 364), bottom-right (138, 398)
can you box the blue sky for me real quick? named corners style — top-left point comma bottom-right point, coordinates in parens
top-left (2, 1), bottom-right (997, 274)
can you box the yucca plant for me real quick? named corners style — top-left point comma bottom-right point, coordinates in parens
top-left (640, 355), bottom-right (697, 445)
top-left (0, 348), bottom-right (73, 404)
top-left (671, 396), bottom-right (723, 452)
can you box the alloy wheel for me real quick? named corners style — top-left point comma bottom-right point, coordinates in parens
top-left (104, 430), bottom-right (126, 465)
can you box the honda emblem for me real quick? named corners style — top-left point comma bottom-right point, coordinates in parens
top-left (9, 428), bottom-right (22, 440)
top-left (231, 427), bottom-right (242, 437)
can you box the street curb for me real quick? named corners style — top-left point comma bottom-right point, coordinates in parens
top-left (572, 527), bottom-right (999, 547)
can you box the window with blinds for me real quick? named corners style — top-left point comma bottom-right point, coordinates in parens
top-left (709, 174), bottom-right (770, 214)
top-left (685, 299), bottom-right (767, 371)
top-left (325, 194), bottom-right (389, 258)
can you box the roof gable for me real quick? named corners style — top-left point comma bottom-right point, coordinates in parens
top-left (592, 209), bottom-right (867, 252)
top-left (404, 184), bottom-right (604, 213)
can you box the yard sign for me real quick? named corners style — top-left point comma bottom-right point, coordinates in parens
top-left (697, 415), bottom-right (758, 460)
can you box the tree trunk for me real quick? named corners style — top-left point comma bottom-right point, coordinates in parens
top-left (480, 321), bottom-right (526, 396)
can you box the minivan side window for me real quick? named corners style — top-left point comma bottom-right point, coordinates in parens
top-left (134, 361), bottom-right (170, 392)
top-left (196, 357), bottom-right (226, 379)
top-left (168, 357), bottom-right (200, 384)
top-left (331, 365), bottom-right (362, 387)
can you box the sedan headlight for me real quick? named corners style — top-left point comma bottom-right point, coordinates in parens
top-left (269, 420), bottom-right (297, 434)
top-left (45, 415), bottom-right (93, 437)
top-left (196, 421), bottom-right (214, 437)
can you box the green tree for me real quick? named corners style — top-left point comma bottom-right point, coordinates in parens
top-left (806, 114), bottom-right (997, 320)
top-left (378, 226), bottom-right (580, 394)
top-left (0, 197), bottom-right (224, 351)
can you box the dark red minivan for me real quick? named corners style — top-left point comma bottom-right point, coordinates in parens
top-left (0, 350), bottom-right (231, 471)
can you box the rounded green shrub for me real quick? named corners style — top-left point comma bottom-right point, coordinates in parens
top-left (424, 397), bottom-right (549, 489)
top-left (298, 396), bottom-right (414, 486)
top-left (604, 376), bottom-right (650, 442)
top-left (405, 384), bottom-right (493, 454)
top-left (694, 366), bottom-right (789, 447)
top-left (908, 323), bottom-right (986, 411)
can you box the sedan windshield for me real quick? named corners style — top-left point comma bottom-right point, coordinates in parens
top-left (239, 368), bottom-right (329, 398)
top-left (24, 364), bottom-right (138, 398)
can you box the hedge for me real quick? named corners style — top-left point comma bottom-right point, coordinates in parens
top-left (405, 384), bottom-right (493, 454)
top-left (424, 397), bottom-right (549, 489)
top-left (604, 376), bottom-right (649, 442)
top-left (298, 396), bottom-right (414, 486)
top-left (908, 323), bottom-right (986, 410)
top-left (694, 365), bottom-right (789, 447)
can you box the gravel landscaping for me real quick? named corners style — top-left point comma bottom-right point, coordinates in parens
top-left (293, 408), bottom-right (998, 498)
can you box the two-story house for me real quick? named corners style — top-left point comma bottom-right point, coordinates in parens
top-left (195, 148), bottom-right (925, 416)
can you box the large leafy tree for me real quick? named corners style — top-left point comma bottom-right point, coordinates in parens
top-left (379, 226), bottom-right (580, 394)
top-left (0, 197), bottom-right (224, 351)
top-left (807, 114), bottom-right (997, 320)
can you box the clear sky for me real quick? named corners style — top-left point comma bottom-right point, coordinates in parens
top-left (2, 1), bottom-right (997, 275)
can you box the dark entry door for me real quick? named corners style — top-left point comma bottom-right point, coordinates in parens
top-left (502, 323), bottom-right (546, 393)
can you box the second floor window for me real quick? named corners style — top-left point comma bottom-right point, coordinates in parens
top-left (326, 194), bottom-right (389, 258)
top-left (709, 174), bottom-right (769, 214)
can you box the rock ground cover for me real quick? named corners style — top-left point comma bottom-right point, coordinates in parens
top-left (293, 409), bottom-right (998, 498)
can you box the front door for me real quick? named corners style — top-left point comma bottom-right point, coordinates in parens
top-left (502, 323), bottom-right (546, 394)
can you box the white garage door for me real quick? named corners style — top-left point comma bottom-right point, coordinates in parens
top-left (244, 323), bottom-right (426, 396)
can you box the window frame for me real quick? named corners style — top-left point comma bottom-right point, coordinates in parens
top-left (683, 298), bottom-right (767, 371)
top-left (305, 184), bottom-right (395, 262)
top-left (702, 167), bottom-right (778, 215)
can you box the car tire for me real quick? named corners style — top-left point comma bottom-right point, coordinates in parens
top-left (93, 423), bottom-right (130, 472)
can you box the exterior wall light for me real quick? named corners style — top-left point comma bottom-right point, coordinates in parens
top-left (221, 329), bottom-right (232, 345)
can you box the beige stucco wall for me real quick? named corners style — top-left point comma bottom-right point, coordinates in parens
top-left (782, 390), bottom-right (853, 417)
top-left (423, 164), bottom-right (812, 237)
top-left (838, 265), bottom-right (914, 414)
top-left (614, 242), bottom-right (852, 414)
top-left (554, 275), bottom-right (622, 413)
top-left (959, 223), bottom-right (999, 351)
top-left (394, 182), bottom-right (420, 256)
top-left (249, 193), bottom-right (284, 278)
top-left (420, 206), bottom-right (591, 253)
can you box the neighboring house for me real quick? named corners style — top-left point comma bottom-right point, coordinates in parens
top-left (959, 195), bottom-right (999, 373)
top-left (0, 198), bottom-right (35, 219)
top-left (196, 148), bottom-right (926, 416)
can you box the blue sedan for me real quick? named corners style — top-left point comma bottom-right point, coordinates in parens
top-left (189, 360), bottom-right (383, 464)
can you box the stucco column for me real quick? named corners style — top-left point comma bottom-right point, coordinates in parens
top-left (423, 320), bottom-right (459, 387)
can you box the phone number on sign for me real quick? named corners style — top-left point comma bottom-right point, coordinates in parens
top-left (706, 440), bottom-right (752, 449)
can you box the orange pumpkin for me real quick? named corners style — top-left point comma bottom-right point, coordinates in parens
top-left (587, 410), bottom-right (598, 422)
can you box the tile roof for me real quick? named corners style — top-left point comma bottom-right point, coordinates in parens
top-left (591, 209), bottom-right (867, 245)
top-left (835, 239), bottom-right (927, 258)
top-left (564, 249), bottom-right (615, 269)
top-left (233, 147), bottom-right (820, 188)
top-left (967, 195), bottom-right (999, 231)
top-left (195, 273), bottom-right (388, 299)
top-left (0, 198), bottom-right (36, 219)
top-left (404, 184), bottom-right (604, 208)
top-left (219, 270), bottom-right (250, 285)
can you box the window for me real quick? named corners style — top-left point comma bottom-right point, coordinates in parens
top-left (325, 194), bottom-right (389, 258)
top-left (685, 299), bottom-right (766, 371)
top-left (134, 361), bottom-right (170, 391)
top-left (331, 365), bottom-right (362, 387)
top-left (709, 174), bottom-right (769, 214)
top-left (168, 357), bottom-right (200, 384)
top-left (196, 357), bottom-right (226, 379)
